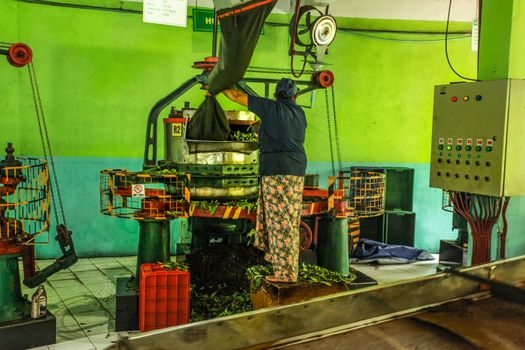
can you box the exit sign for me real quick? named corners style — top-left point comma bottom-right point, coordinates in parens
top-left (193, 8), bottom-right (218, 32)
top-left (192, 8), bottom-right (264, 34)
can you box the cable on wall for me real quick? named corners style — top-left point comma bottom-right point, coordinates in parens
top-left (445, 0), bottom-right (477, 81)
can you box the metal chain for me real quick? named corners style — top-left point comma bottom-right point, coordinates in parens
top-left (246, 67), bottom-right (314, 75)
top-left (331, 85), bottom-right (342, 173)
top-left (324, 88), bottom-right (336, 177)
top-left (27, 62), bottom-right (67, 227)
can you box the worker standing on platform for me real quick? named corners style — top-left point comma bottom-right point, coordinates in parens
top-left (220, 78), bottom-right (307, 282)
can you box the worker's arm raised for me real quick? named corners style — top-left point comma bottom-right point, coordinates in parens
top-left (222, 88), bottom-right (248, 107)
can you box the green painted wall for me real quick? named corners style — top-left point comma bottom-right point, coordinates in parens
top-left (478, 0), bottom-right (525, 80)
top-left (3, 0), bottom-right (523, 260)
top-left (0, 0), bottom-right (20, 147)
top-left (478, 0), bottom-right (513, 80)
top-left (1, 0), bottom-right (476, 161)
top-left (509, 0), bottom-right (525, 79)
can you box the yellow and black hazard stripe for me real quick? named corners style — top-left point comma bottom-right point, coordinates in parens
top-left (348, 218), bottom-right (360, 251)
top-left (222, 206), bottom-right (243, 220)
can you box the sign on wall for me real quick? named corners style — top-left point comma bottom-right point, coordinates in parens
top-left (192, 8), bottom-right (264, 34)
top-left (193, 8), bottom-right (217, 32)
top-left (143, 0), bottom-right (188, 27)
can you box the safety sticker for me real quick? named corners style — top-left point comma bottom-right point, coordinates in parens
top-left (132, 184), bottom-right (146, 198)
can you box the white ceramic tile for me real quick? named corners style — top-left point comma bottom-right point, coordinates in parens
top-left (48, 336), bottom-right (94, 350)
top-left (73, 309), bottom-right (114, 326)
top-left (88, 332), bottom-right (120, 349)
top-left (92, 262), bottom-right (124, 270)
top-left (49, 279), bottom-right (84, 289)
top-left (89, 257), bottom-right (117, 263)
top-left (70, 264), bottom-right (97, 272)
top-left (114, 256), bottom-right (137, 264)
top-left (52, 308), bottom-right (81, 327)
top-left (74, 258), bottom-right (97, 265)
top-left (78, 276), bottom-right (113, 286)
top-left (82, 323), bottom-right (112, 338)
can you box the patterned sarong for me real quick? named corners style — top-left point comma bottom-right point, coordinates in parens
top-left (254, 175), bottom-right (304, 282)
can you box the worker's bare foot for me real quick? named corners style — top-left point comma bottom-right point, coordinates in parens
top-left (265, 275), bottom-right (296, 283)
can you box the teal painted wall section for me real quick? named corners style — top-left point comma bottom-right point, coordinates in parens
top-left (2, 1), bottom-right (523, 259)
top-left (33, 158), bottom-right (525, 259)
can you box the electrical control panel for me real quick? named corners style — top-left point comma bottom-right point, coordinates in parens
top-left (430, 79), bottom-right (525, 197)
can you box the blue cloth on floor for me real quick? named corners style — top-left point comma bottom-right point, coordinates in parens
top-left (351, 238), bottom-right (434, 264)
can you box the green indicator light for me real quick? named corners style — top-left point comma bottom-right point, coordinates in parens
top-left (466, 146), bottom-right (472, 151)
top-left (447, 145), bottom-right (452, 151)
top-left (438, 145), bottom-right (444, 150)
top-left (477, 154), bottom-right (482, 159)
top-left (486, 146), bottom-right (492, 152)
top-left (467, 154), bottom-right (472, 158)
top-left (456, 146), bottom-right (462, 151)
top-left (457, 154), bottom-right (462, 158)
top-left (476, 146), bottom-right (482, 152)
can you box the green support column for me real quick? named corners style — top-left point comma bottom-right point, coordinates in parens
top-left (478, 0), bottom-right (525, 80)
top-left (0, 254), bottom-right (28, 322)
top-left (318, 217), bottom-right (350, 277)
top-left (135, 220), bottom-right (170, 286)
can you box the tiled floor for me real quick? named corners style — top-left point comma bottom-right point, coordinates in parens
top-left (26, 255), bottom-right (439, 349)
top-left (23, 256), bottom-right (137, 350)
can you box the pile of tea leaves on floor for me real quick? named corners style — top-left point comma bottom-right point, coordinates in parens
top-left (186, 244), bottom-right (267, 321)
top-left (246, 263), bottom-right (357, 292)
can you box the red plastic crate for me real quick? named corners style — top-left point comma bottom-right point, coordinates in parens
top-left (139, 263), bottom-right (190, 332)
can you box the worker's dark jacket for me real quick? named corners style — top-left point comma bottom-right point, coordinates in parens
top-left (248, 95), bottom-right (307, 177)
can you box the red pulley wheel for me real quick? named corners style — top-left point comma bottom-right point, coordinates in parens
top-left (299, 220), bottom-right (313, 252)
top-left (7, 43), bottom-right (33, 67)
top-left (313, 70), bottom-right (334, 88)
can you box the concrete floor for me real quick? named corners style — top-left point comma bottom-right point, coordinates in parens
top-left (26, 255), bottom-right (439, 350)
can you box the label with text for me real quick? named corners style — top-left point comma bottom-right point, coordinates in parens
top-left (172, 123), bottom-right (183, 136)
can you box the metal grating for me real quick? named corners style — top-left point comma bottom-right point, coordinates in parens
top-left (329, 170), bottom-right (385, 219)
top-left (0, 158), bottom-right (50, 248)
top-left (100, 169), bottom-right (190, 220)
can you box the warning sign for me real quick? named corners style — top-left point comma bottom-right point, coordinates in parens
top-left (132, 184), bottom-right (146, 198)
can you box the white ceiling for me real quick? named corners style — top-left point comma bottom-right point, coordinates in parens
top-left (188, 0), bottom-right (477, 21)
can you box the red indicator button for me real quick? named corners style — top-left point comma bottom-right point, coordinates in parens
top-left (452, 96), bottom-right (458, 102)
